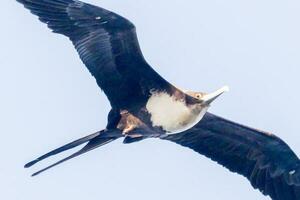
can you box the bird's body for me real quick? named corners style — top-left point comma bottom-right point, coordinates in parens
top-left (107, 85), bottom-right (228, 137)
top-left (16, 0), bottom-right (300, 200)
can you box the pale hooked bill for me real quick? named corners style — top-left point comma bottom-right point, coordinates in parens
top-left (202, 85), bottom-right (230, 104)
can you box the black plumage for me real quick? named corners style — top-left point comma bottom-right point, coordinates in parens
top-left (17, 0), bottom-right (175, 109)
top-left (163, 113), bottom-right (300, 200)
top-left (16, 0), bottom-right (300, 200)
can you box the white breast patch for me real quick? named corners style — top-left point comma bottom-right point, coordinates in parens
top-left (146, 92), bottom-right (208, 134)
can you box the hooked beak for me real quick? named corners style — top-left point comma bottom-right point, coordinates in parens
top-left (201, 85), bottom-right (229, 105)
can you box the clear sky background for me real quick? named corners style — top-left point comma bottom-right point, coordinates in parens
top-left (1, 0), bottom-right (300, 200)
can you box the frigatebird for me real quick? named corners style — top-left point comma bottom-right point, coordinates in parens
top-left (16, 0), bottom-right (300, 199)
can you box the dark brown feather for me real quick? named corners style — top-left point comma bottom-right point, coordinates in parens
top-left (16, 0), bottom-right (176, 109)
top-left (162, 112), bottom-right (300, 200)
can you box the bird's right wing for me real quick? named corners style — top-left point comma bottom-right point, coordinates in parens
top-left (162, 112), bottom-right (300, 200)
top-left (17, 0), bottom-right (177, 108)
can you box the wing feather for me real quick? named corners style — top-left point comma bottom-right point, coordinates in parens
top-left (163, 112), bottom-right (300, 200)
top-left (17, 0), bottom-right (175, 108)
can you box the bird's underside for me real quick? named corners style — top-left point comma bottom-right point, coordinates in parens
top-left (17, 0), bottom-right (300, 200)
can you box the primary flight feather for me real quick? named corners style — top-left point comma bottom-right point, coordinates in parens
top-left (16, 0), bottom-right (300, 200)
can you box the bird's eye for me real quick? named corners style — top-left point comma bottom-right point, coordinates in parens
top-left (196, 94), bottom-right (201, 98)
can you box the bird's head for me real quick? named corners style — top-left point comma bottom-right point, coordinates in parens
top-left (186, 85), bottom-right (229, 106)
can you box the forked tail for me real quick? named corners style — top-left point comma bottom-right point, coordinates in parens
top-left (25, 129), bottom-right (122, 176)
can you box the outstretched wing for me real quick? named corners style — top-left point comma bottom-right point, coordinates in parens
top-left (17, 0), bottom-right (175, 108)
top-left (163, 113), bottom-right (300, 200)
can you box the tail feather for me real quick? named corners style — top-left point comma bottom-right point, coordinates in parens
top-left (25, 129), bottom-right (122, 176)
top-left (31, 135), bottom-right (118, 176)
top-left (25, 131), bottom-right (102, 168)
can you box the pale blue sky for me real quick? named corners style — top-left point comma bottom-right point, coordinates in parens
top-left (1, 0), bottom-right (300, 200)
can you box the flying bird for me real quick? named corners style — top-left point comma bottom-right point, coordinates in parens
top-left (17, 0), bottom-right (300, 199)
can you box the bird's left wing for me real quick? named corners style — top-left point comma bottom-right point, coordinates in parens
top-left (162, 113), bottom-right (300, 200)
top-left (17, 0), bottom-right (176, 109)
